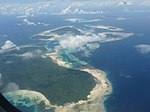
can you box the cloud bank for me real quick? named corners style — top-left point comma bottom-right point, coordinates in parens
top-left (0, 74), bottom-right (19, 93)
top-left (58, 8), bottom-right (104, 15)
top-left (58, 31), bottom-right (133, 57)
top-left (135, 44), bottom-right (150, 54)
top-left (36, 25), bottom-right (133, 57)
top-left (0, 0), bottom-right (149, 17)
top-left (1, 40), bottom-right (17, 50)
top-left (23, 18), bottom-right (36, 26)
top-left (65, 18), bottom-right (101, 23)
top-left (59, 34), bottom-right (105, 50)
top-left (118, 1), bottom-right (133, 6)
top-left (20, 18), bottom-right (49, 26)
top-left (59, 34), bottom-right (105, 57)
top-left (3, 82), bottom-right (19, 93)
top-left (18, 49), bottom-right (43, 60)
top-left (116, 17), bottom-right (128, 21)
top-left (0, 40), bottom-right (19, 53)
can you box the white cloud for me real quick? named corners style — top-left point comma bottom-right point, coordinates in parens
top-left (3, 82), bottom-right (19, 92)
top-left (141, 1), bottom-right (150, 6)
top-left (58, 34), bottom-right (105, 57)
top-left (0, 73), bottom-right (2, 87)
top-left (37, 22), bottom-right (49, 26)
top-left (20, 52), bottom-right (35, 59)
top-left (0, 73), bottom-right (2, 80)
top-left (1, 0), bottom-right (149, 16)
top-left (59, 32), bottom-right (133, 50)
top-left (35, 25), bottom-right (133, 57)
top-left (116, 17), bottom-right (127, 21)
top-left (51, 2), bottom-right (104, 15)
top-left (120, 74), bottom-right (132, 78)
top-left (61, 6), bottom-right (71, 15)
top-left (18, 49), bottom-right (43, 60)
top-left (0, 40), bottom-right (19, 53)
top-left (58, 31), bottom-right (133, 57)
top-left (1, 40), bottom-right (17, 50)
top-left (18, 18), bottom-right (49, 26)
top-left (58, 8), bottom-right (104, 15)
top-left (0, 34), bottom-right (8, 38)
top-left (5, 61), bottom-right (13, 64)
top-left (65, 18), bottom-right (101, 23)
top-left (23, 18), bottom-right (36, 26)
top-left (135, 44), bottom-right (150, 54)
top-left (0, 2), bottom-right (51, 16)
top-left (59, 2), bottom-right (83, 15)
top-left (118, 1), bottom-right (133, 6)
top-left (59, 34), bottom-right (106, 50)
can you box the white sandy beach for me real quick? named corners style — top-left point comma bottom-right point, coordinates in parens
top-left (46, 52), bottom-right (112, 112)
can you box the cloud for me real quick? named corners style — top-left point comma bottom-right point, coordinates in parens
top-left (0, 34), bottom-right (8, 38)
top-left (58, 31), bottom-right (133, 57)
top-left (36, 25), bottom-right (133, 57)
top-left (65, 18), bottom-right (101, 23)
top-left (0, 73), bottom-right (2, 87)
top-left (23, 18), bottom-right (36, 26)
top-left (50, 2), bottom-right (104, 15)
top-left (18, 18), bottom-right (49, 26)
top-left (59, 32), bottom-right (132, 50)
top-left (2, 0), bottom-right (150, 18)
top-left (58, 34), bottom-right (105, 57)
top-left (141, 1), bottom-right (150, 6)
top-left (0, 2), bottom-right (50, 16)
top-left (3, 82), bottom-right (19, 92)
top-left (1, 0), bottom-right (150, 17)
top-left (116, 17), bottom-right (127, 21)
top-left (118, 1), bottom-right (133, 6)
top-left (37, 22), bottom-right (49, 27)
top-left (59, 34), bottom-right (105, 50)
top-left (0, 73), bottom-right (19, 93)
top-left (1, 40), bottom-right (17, 50)
top-left (0, 73), bottom-right (2, 80)
top-left (120, 74), bottom-right (132, 78)
top-left (135, 44), bottom-right (150, 54)
top-left (18, 49), bottom-right (43, 60)
top-left (58, 8), bottom-right (104, 15)
top-left (5, 61), bottom-right (13, 64)
top-left (0, 40), bottom-right (19, 53)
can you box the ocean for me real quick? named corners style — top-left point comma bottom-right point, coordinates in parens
top-left (85, 13), bottom-right (150, 112)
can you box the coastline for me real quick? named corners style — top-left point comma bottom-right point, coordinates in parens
top-left (3, 51), bottom-right (112, 112)
top-left (46, 52), bottom-right (112, 112)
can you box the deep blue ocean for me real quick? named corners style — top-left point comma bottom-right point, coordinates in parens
top-left (0, 8), bottom-right (150, 112)
top-left (86, 13), bottom-right (150, 112)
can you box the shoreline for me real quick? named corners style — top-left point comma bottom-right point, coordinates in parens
top-left (46, 52), bottom-right (112, 112)
top-left (3, 51), bottom-right (112, 112)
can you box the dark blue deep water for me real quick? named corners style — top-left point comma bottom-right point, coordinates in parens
top-left (85, 14), bottom-right (150, 112)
